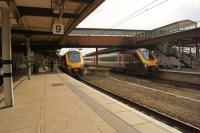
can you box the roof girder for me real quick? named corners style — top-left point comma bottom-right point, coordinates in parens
top-left (17, 6), bottom-right (80, 19)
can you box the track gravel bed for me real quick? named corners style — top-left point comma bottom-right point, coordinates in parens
top-left (83, 73), bottom-right (200, 128)
top-left (111, 73), bottom-right (200, 101)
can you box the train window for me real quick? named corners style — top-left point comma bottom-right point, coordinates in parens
top-left (139, 49), bottom-right (154, 61)
top-left (68, 51), bottom-right (80, 62)
top-left (114, 56), bottom-right (118, 61)
top-left (124, 55), bottom-right (129, 62)
top-left (101, 56), bottom-right (113, 61)
top-left (119, 56), bottom-right (122, 62)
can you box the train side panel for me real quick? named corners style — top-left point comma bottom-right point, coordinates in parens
top-left (84, 48), bottom-right (157, 75)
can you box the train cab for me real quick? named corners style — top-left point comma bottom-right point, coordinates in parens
top-left (136, 48), bottom-right (158, 73)
top-left (61, 50), bottom-right (84, 75)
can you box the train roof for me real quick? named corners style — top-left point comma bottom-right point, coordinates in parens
top-left (62, 50), bottom-right (81, 57)
top-left (84, 48), bottom-right (151, 57)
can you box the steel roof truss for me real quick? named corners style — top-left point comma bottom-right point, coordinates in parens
top-left (68, 0), bottom-right (95, 4)
top-left (17, 6), bottom-right (80, 19)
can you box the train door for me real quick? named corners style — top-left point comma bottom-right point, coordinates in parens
top-left (133, 53), bottom-right (140, 70)
top-left (117, 55), bottom-right (124, 69)
top-left (134, 52), bottom-right (146, 74)
top-left (118, 55), bottom-right (122, 68)
top-left (125, 54), bottom-right (133, 72)
top-left (93, 56), bottom-right (96, 66)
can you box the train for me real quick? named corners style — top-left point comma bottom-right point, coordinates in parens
top-left (84, 48), bottom-right (158, 75)
top-left (60, 50), bottom-right (84, 75)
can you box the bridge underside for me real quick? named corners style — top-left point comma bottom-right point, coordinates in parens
top-left (0, 0), bottom-right (105, 54)
top-left (11, 27), bottom-right (200, 52)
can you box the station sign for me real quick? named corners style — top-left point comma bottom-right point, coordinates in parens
top-left (53, 23), bottom-right (64, 35)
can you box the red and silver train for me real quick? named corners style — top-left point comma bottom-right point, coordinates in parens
top-left (84, 48), bottom-right (158, 75)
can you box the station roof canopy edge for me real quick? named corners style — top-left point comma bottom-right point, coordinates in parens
top-left (0, 0), bottom-right (105, 48)
top-left (1, 1), bottom-right (200, 51)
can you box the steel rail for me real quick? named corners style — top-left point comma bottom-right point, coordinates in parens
top-left (77, 76), bottom-right (200, 133)
top-left (109, 76), bottom-right (200, 103)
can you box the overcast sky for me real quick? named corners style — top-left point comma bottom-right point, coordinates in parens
top-left (60, 0), bottom-right (200, 55)
top-left (78, 0), bottom-right (200, 30)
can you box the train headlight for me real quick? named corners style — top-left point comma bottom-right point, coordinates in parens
top-left (80, 64), bottom-right (84, 68)
top-left (144, 64), bottom-right (148, 68)
top-left (68, 65), bottom-right (71, 69)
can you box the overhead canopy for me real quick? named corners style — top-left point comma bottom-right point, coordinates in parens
top-left (1, 1), bottom-right (199, 52)
top-left (0, 0), bottom-right (105, 48)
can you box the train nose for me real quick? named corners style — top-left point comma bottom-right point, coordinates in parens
top-left (144, 64), bottom-right (148, 68)
top-left (148, 67), bottom-right (156, 72)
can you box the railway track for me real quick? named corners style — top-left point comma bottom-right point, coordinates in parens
top-left (109, 76), bottom-right (200, 103)
top-left (114, 71), bottom-right (200, 90)
top-left (77, 76), bottom-right (200, 133)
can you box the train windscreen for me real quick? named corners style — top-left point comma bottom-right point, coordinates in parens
top-left (139, 49), bottom-right (154, 60)
top-left (68, 51), bottom-right (80, 62)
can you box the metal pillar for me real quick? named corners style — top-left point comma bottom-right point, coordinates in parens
top-left (198, 43), bottom-right (200, 58)
top-left (178, 43), bottom-right (181, 69)
top-left (189, 46), bottom-right (192, 68)
top-left (1, 7), bottom-right (14, 107)
top-left (182, 46), bottom-right (184, 56)
top-left (26, 37), bottom-right (31, 80)
top-left (95, 47), bottom-right (98, 67)
top-left (196, 42), bottom-right (199, 58)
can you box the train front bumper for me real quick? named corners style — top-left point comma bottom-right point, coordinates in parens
top-left (148, 66), bottom-right (157, 73)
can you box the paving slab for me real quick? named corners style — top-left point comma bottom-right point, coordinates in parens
top-left (60, 69), bottom-right (181, 133)
top-left (0, 73), bottom-right (116, 133)
top-left (0, 69), bottom-right (182, 133)
top-left (134, 122), bottom-right (169, 133)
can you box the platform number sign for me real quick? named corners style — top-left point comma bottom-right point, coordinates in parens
top-left (53, 23), bottom-right (64, 35)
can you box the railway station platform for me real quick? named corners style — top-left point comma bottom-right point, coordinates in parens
top-left (157, 69), bottom-right (200, 85)
top-left (0, 68), bottom-right (181, 133)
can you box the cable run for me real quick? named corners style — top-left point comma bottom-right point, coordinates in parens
top-left (110, 0), bottom-right (169, 28)
top-left (110, 0), bottom-right (159, 28)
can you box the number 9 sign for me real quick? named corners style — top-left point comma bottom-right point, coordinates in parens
top-left (53, 23), bottom-right (64, 35)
